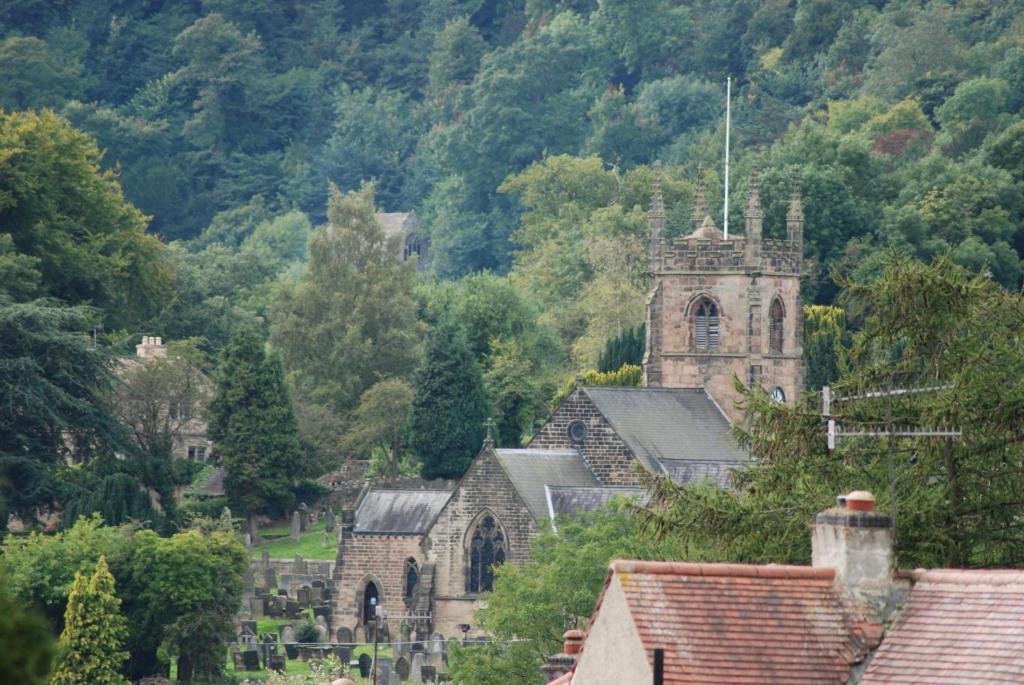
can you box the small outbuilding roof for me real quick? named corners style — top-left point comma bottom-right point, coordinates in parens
top-left (353, 489), bottom-right (452, 535)
top-left (581, 387), bottom-right (746, 475)
top-left (861, 569), bottom-right (1024, 684)
top-left (493, 449), bottom-right (599, 521)
top-left (545, 486), bottom-right (647, 519)
top-left (658, 458), bottom-right (739, 488)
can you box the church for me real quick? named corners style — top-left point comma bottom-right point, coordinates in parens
top-left (330, 170), bottom-right (806, 640)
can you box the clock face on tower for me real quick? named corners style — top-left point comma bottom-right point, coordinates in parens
top-left (771, 386), bottom-right (786, 403)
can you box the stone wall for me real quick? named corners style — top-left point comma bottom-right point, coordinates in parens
top-left (433, 598), bottom-right (483, 640)
top-left (331, 533), bottom-right (423, 637)
top-left (527, 386), bottom-right (640, 487)
top-left (422, 447), bottom-right (539, 598)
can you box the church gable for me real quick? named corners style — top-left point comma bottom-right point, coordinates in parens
top-left (527, 385), bottom-right (641, 486)
top-left (422, 444), bottom-right (539, 598)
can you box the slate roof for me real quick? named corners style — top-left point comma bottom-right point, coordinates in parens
top-left (353, 489), bottom-right (452, 535)
top-left (493, 449), bottom-right (599, 521)
top-left (593, 560), bottom-right (882, 684)
top-left (581, 387), bottom-right (747, 477)
top-left (375, 212), bottom-right (417, 238)
top-left (545, 486), bottom-right (647, 519)
top-left (659, 458), bottom-right (737, 488)
top-left (861, 569), bottom-right (1024, 684)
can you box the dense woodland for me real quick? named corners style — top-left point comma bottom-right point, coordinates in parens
top-left (3, 1), bottom-right (1024, 683)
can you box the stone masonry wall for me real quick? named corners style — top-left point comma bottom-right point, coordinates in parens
top-left (527, 386), bottom-right (640, 486)
top-left (422, 447), bottom-right (539, 598)
top-left (331, 533), bottom-right (423, 638)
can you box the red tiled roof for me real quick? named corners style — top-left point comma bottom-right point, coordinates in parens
top-left (860, 569), bottom-right (1024, 684)
top-left (607, 560), bottom-right (882, 684)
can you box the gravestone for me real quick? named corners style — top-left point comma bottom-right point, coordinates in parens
top-left (231, 650), bottom-right (245, 672)
top-left (255, 587), bottom-right (270, 598)
top-left (269, 654), bottom-right (286, 672)
top-left (293, 554), bottom-right (307, 574)
top-left (240, 620), bottom-right (257, 636)
top-left (285, 599), bottom-right (300, 618)
top-left (261, 547), bottom-right (271, 567)
top-left (323, 531), bottom-right (330, 547)
top-left (336, 626), bottom-right (353, 644)
top-left (280, 625), bottom-right (296, 644)
top-left (297, 586), bottom-right (312, 607)
top-left (284, 643), bottom-right (299, 659)
top-left (298, 502), bottom-right (310, 532)
top-left (267, 596), bottom-right (283, 618)
top-left (242, 649), bottom-right (261, 671)
top-left (376, 656), bottom-right (393, 684)
top-left (315, 614), bottom-right (327, 628)
top-left (290, 510), bottom-right (301, 542)
top-left (395, 656), bottom-right (410, 681)
top-left (264, 568), bottom-right (277, 588)
top-left (358, 653), bottom-right (372, 678)
top-left (333, 645), bottom-right (352, 663)
top-left (421, 665), bottom-right (436, 683)
top-left (324, 509), bottom-right (336, 532)
top-left (315, 623), bottom-right (329, 643)
top-left (249, 597), bottom-right (265, 619)
top-left (312, 579), bottom-right (324, 589)
top-left (277, 588), bottom-right (288, 596)
top-left (411, 652), bottom-right (425, 682)
top-left (244, 532), bottom-right (252, 549)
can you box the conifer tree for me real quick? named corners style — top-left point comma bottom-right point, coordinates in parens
top-left (209, 327), bottom-right (303, 539)
top-left (408, 321), bottom-right (489, 479)
top-left (50, 556), bottom-right (129, 685)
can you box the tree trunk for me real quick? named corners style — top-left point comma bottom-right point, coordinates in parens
top-left (247, 511), bottom-right (259, 545)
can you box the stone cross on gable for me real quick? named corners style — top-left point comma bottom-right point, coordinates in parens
top-left (483, 418), bottom-right (495, 447)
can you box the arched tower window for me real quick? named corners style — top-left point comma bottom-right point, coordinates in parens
top-left (692, 298), bottom-right (720, 352)
top-left (404, 558), bottom-right (419, 602)
top-left (404, 234), bottom-right (421, 260)
top-left (468, 514), bottom-right (507, 593)
top-left (769, 298), bottom-right (784, 354)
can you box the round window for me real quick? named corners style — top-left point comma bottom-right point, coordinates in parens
top-left (567, 420), bottom-right (588, 444)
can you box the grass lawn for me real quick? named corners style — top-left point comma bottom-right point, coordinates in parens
top-left (250, 521), bottom-right (336, 560)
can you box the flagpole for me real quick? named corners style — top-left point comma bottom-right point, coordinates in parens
top-left (723, 77), bottom-right (731, 239)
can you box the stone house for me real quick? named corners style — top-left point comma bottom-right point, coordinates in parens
top-left (553, 491), bottom-right (1024, 685)
top-left (328, 171), bottom-right (803, 641)
top-left (376, 211), bottom-right (428, 271)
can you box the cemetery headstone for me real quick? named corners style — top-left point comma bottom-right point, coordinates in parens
top-left (315, 623), bottom-right (329, 643)
top-left (286, 598), bottom-right (300, 618)
top-left (264, 568), bottom-right (277, 588)
top-left (290, 510), bottom-right (301, 542)
top-left (293, 553), bottom-right (306, 574)
top-left (249, 597), bottom-right (265, 619)
top-left (323, 531), bottom-right (330, 547)
top-left (333, 645), bottom-right (352, 663)
top-left (261, 547), bottom-right (271, 567)
top-left (312, 579), bottom-right (324, 588)
top-left (281, 625), bottom-right (296, 644)
top-left (411, 652), bottom-right (425, 683)
top-left (284, 643), bottom-right (299, 659)
top-left (395, 656), bottom-right (410, 681)
top-left (242, 649), bottom-right (261, 671)
top-left (244, 532), bottom-right (252, 549)
top-left (297, 586), bottom-right (312, 607)
top-left (298, 502), bottom-right (310, 532)
top-left (315, 614), bottom-right (327, 628)
top-left (241, 620), bottom-right (258, 636)
top-left (376, 656), bottom-right (393, 684)
top-left (278, 588), bottom-right (288, 596)
top-left (269, 654), bottom-right (286, 672)
top-left (358, 653), bottom-right (372, 678)
top-left (421, 665), bottom-right (436, 683)
top-left (324, 509), bottom-right (336, 532)
top-left (336, 626), bottom-right (353, 644)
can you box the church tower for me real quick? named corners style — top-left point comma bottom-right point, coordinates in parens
top-left (643, 171), bottom-right (805, 423)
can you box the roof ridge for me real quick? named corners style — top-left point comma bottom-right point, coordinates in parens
top-left (611, 560), bottom-right (835, 580)
top-left (911, 568), bottom-right (1024, 585)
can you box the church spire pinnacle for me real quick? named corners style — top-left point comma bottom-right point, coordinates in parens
top-left (745, 165), bottom-right (763, 220)
top-left (787, 174), bottom-right (804, 245)
top-left (691, 166), bottom-right (708, 233)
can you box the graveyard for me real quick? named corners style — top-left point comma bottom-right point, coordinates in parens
top-left (249, 520), bottom-right (337, 562)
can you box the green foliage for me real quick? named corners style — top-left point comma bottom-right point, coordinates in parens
top-left (450, 505), bottom-right (682, 683)
top-left (342, 379), bottom-right (415, 479)
top-left (50, 556), bottom-right (130, 685)
top-left (295, 621), bottom-right (320, 644)
top-left (643, 255), bottom-right (1024, 568)
top-left (209, 328), bottom-right (303, 526)
top-left (271, 184), bottom-right (423, 419)
top-left (802, 305), bottom-right (848, 390)
top-left (549, 364), bottom-right (642, 410)
top-left (484, 338), bottom-right (545, 448)
top-left (597, 323), bottom-right (645, 373)
top-left (122, 528), bottom-right (247, 683)
top-left (408, 320), bottom-right (489, 480)
top-left (0, 109), bottom-right (171, 327)
top-left (0, 569), bottom-right (55, 685)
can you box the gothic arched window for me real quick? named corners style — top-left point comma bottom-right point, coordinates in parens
top-left (769, 299), bottom-right (784, 354)
top-left (468, 515), bottom-right (507, 593)
top-left (693, 298), bottom-right (720, 352)
top-left (361, 581), bottom-right (380, 625)
top-left (404, 234), bottom-right (421, 260)
top-left (404, 558), bottom-right (419, 602)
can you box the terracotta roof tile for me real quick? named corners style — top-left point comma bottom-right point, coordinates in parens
top-left (860, 569), bottom-right (1024, 684)
top-left (605, 560), bottom-right (880, 684)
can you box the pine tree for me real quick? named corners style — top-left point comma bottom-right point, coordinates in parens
top-left (408, 321), bottom-right (489, 479)
top-left (209, 327), bottom-right (303, 539)
top-left (50, 556), bottom-right (129, 685)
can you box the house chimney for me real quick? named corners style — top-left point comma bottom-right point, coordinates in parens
top-left (812, 490), bottom-right (893, 607)
top-left (542, 630), bottom-right (584, 682)
top-left (136, 335), bottom-right (167, 359)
